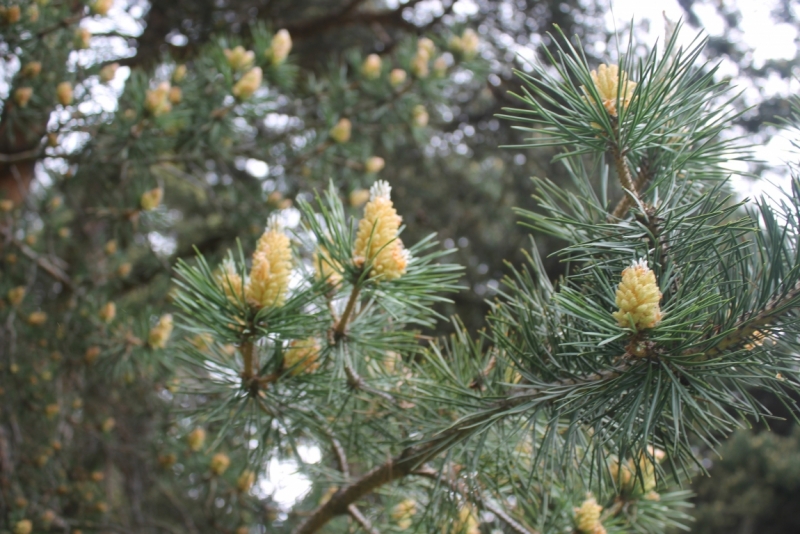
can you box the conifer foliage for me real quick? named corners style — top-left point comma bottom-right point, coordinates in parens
top-left (2, 1), bottom-right (800, 533)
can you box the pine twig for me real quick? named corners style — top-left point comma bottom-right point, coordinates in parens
top-left (333, 285), bottom-right (361, 341)
top-left (413, 467), bottom-right (539, 534)
top-left (609, 145), bottom-right (640, 220)
top-left (700, 278), bottom-right (800, 360)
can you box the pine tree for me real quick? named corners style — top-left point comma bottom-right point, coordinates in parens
top-left (3, 2), bottom-right (800, 533)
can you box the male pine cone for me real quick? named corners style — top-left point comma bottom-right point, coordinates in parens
top-left (353, 180), bottom-right (408, 281)
top-left (245, 216), bottom-right (292, 308)
top-left (612, 259), bottom-right (662, 330)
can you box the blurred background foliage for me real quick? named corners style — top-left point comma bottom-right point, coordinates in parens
top-left (2, 0), bottom-right (800, 532)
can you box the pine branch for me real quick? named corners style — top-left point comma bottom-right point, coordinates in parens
top-left (290, 364), bottom-right (630, 534)
top-left (1, 225), bottom-right (73, 290)
top-left (320, 426), bottom-right (380, 533)
top-left (610, 144), bottom-right (640, 220)
top-left (413, 467), bottom-right (539, 534)
top-left (701, 278), bottom-right (800, 359)
top-left (611, 157), bottom-right (652, 220)
top-left (333, 285), bottom-right (361, 341)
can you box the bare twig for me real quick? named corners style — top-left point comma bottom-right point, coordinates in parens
top-left (347, 505), bottom-right (381, 534)
top-left (1, 226), bottom-right (73, 290)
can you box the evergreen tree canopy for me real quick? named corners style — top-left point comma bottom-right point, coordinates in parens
top-left (3, 1), bottom-right (800, 534)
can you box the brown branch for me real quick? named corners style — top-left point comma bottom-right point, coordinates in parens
top-left (284, 0), bottom-right (425, 38)
top-left (413, 467), bottom-right (538, 534)
top-left (290, 364), bottom-right (631, 534)
top-left (610, 157), bottom-right (651, 220)
top-left (0, 145), bottom-right (43, 163)
top-left (241, 339), bottom-right (256, 381)
top-left (35, 13), bottom-right (83, 39)
top-left (344, 361), bottom-right (397, 403)
top-left (609, 145), bottom-right (640, 220)
top-left (333, 285), bottom-right (361, 341)
top-left (1, 226), bottom-right (73, 290)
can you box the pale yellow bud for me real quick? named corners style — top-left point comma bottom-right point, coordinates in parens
top-left (44, 403), bottom-right (59, 418)
top-left (14, 520), bottom-right (32, 534)
top-left (56, 81), bottom-right (73, 106)
top-left (117, 262), bottom-right (132, 278)
top-left (168, 86), bottom-right (182, 104)
top-left (268, 29), bottom-right (292, 65)
top-left (237, 470), bottom-right (256, 492)
top-left (99, 62), bottom-right (119, 82)
top-left (447, 504), bottom-right (480, 534)
top-left (187, 427), bottom-right (206, 451)
top-left (319, 486), bottom-right (337, 505)
top-left (389, 68), bottom-right (407, 87)
top-left (105, 239), bottom-right (117, 255)
top-left (410, 50), bottom-right (429, 78)
top-left (417, 37), bottom-right (436, 57)
top-left (329, 118), bottom-right (352, 143)
top-left (361, 53), bottom-right (382, 79)
top-left (172, 64), bottom-right (187, 83)
top-left (283, 338), bottom-right (321, 375)
top-left (314, 246), bottom-right (342, 285)
top-left (224, 46), bottom-right (255, 71)
top-left (433, 55), bottom-right (448, 77)
top-left (459, 29), bottom-right (479, 58)
top-left (245, 216), bottom-right (292, 308)
top-left (574, 495), bottom-right (603, 534)
top-left (3, 5), bottom-right (21, 24)
top-left (0, 199), bottom-right (13, 211)
top-left (75, 28), bottom-right (91, 49)
top-left (140, 187), bottom-right (163, 211)
top-left (98, 302), bottom-right (116, 323)
top-left (210, 452), bottom-right (230, 475)
top-left (582, 64), bottom-right (637, 117)
top-left (101, 417), bottom-right (115, 432)
top-left (216, 259), bottom-right (244, 303)
top-left (90, 0), bottom-right (113, 16)
top-left (364, 156), bottom-right (385, 174)
top-left (145, 81), bottom-right (172, 116)
top-left (412, 105), bottom-right (429, 127)
top-left (22, 61), bottom-right (42, 78)
top-left (27, 4), bottom-right (38, 21)
top-left (84, 346), bottom-right (101, 364)
top-left (448, 35), bottom-right (463, 53)
top-left (609, 457), bottom-right (634, 489)
top-left (349, 188), bottom-right (371, 207)
top-left (13, 87), bottom-right (32, 107)
top-left (612, 259), bottom-right (662, 330)
top-left (353, 180), bottom-right (408, 281)
top-left (191, 332), bottom-right (213, 351)
top-left (28, 311), bottom-right (47, 326)
top-left (232, 67), bottom-right (262, 100)
top-left (391, 499), bottom-right (417, 530)
top-left (148, 314), bottom-right (173, 349)
top-left (7, 286), bottom-right (25, 306)
top-left (58, 227), bottom-right (70, 238)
